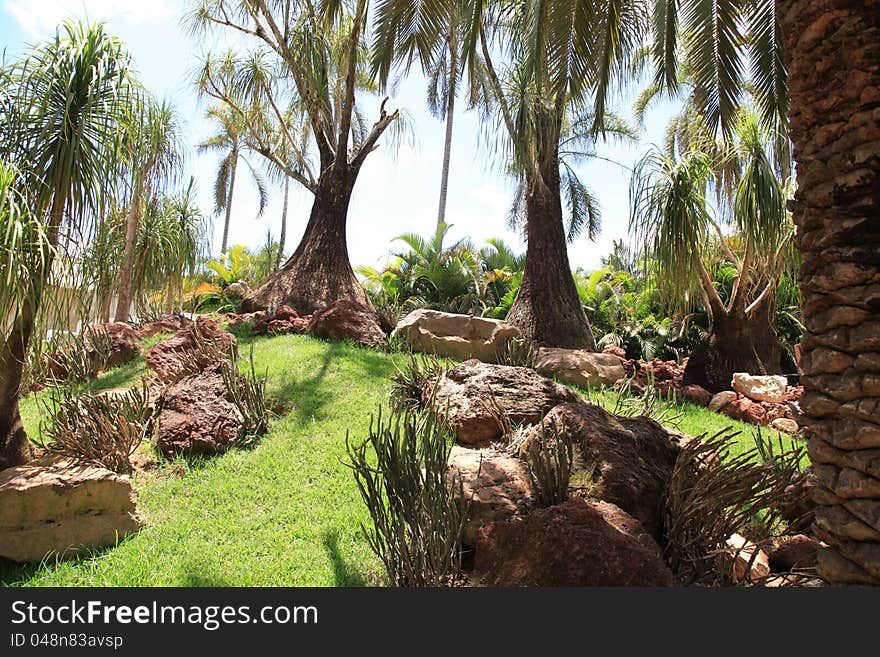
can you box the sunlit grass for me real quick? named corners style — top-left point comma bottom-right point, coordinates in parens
top-left (2, 333), bottom-right (804, 586)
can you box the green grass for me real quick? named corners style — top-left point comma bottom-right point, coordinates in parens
top-left (2, 333), bottom-right (804, 587)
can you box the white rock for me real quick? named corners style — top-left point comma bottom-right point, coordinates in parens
top-left (731, 373), bottom-right (788, 404)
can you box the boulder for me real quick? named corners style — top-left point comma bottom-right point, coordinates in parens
top-left (708, 390), bottom-right (737, 412)
top-left (731, 373), bottom-right (788, 404)
top-left (226, 311), bottom-right (266, 330)
top-left (771, 417), bottom-right (800, 434)
top-left (724, 533), bottom-right (771, 583)
top-left (721, 397), bottom-right (769, 426)
top-left (85, 322), bottom-right (140, 370)
top-left (0, 458), bottom-right (142, 562)
top-left (427, 360), bottom-right (581, 445)
top-left (136, 313), bottom-right (193, 339)
top-left (308, 300), bottom-right (386, 348)
top-left (155, 362), bottom-right (245, 458)
top-left (474, 498), bottom-right (674, 587)
top-left (680, 384), bottom-right (712, 407)
top-left (624, 358), bottom-right (684, 394)
top-left (535, 348), bottom-right (626, 389)
top-left (518, 402), bottom-right (682, 539)
top-left (145, 317), bottom-right (237, 384)
top-left (392, 309), bottom-right (519, 363)
top-left (769, 534), bottom-right (822, 572)
top-left (447, 446), bottom-right (535, 546)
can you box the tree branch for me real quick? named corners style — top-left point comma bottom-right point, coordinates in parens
top-left (352, 97), bottom-right (399, 170)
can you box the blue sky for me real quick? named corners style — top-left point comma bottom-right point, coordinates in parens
top-left (0, 1), bottom-right (680, 272)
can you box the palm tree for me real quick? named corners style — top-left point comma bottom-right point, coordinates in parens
top-left (373, 1), bottom-right (643, 348)
top-left (630, 109), bottom-right (792, 392)
top-left (0, 21), bottom-right (136, 469)
top-left (653, 0), bottom-right (880, 587)
top-left (162, 179), bottom-right (207, 313)
top-left (197, 104), bottom-right (268, 255)
top-left (114, 98), bottom-right (184, 322)
top-left (187, 1), bottom-right (403, 314)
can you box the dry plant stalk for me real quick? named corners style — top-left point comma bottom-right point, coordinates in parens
top-left (663, 428), bottom-right (804, 586)
top-left (40, 383), bottom-right (157, 475)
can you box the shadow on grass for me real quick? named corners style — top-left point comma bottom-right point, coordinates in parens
top-left (0, 543), bottom-right (118, 587)
top-left (322, 530), bottom-right (368, 587)
top-left (270, 339), bottom-right (398, 428)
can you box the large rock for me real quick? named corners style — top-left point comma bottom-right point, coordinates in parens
top-left (447, 446), bottom-right (535, 546)
top-left (427, 360), bottom-right (581, 445)
top-left (155, 362), bottom-right (245, 458)
top-left (145, 317), bottom-right (237, 384)
top-left (680, 384), bottom-right (712, 407)
top-left (535, 348), bottom-right (626, 389)
top-left (708, 390), bottom-right (737, 412)
top-left (85, 322), bottom-right (141, 370)
top-left (721, 397), bottom-right (769, 426)
top-left (731, 373), bottom-right (788, 404)
top-left (0, 458), bottom-right (142, 562)
top-left (474, 497), bottom-right (674, 587)
top-left (136, 313), bottom-right (193, 339)
top-left (392, 309), bottom-right (519, 363)
top-left (308, 300), bottom-right (386, 348)
top-left (519, 402), bottom-right (682, 539)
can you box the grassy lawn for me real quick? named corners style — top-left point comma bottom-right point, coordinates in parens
top-left (2, 332), bottom-right (802, 587)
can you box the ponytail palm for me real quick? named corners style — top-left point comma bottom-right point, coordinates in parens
top-left (630, 109), bottom-right (791, 391)
top-left (0, 20), bottom-right (136, 468)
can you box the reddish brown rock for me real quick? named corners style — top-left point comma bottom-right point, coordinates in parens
top-left (427, 360), bottom-right (581, 445)
top-left (474, 498), bottom-right (674, 587)
top-left (680, 384), bottom-right (712, 407)
top-left (155, 363), bottom-right (245, 458)
top-left (274, 305), bottom-right (299, 322)
top-left (447, 446), bottom-right (535, 546)
top-left (769, 534), bottom-right (822, 572)
top-left (85, 322), bottom-right (141, 370)
top-left (145, 317), bottom-right (236, 384)
top-left (0, 457), bottom-right (142, 562)
top-left (519, 402), bottom-right (682, 539)
top-left (308, 300), bottom-right (386, 348)
top-left (136, 313), bottom-right (193, 339)
top-left (722, 397), bottom-right (769, 426)
top-left (602, 345), bottom-right (627, 359)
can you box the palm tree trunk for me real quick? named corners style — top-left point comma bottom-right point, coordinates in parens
top-left (277, 176), bottom-right (289, 271)
top-left (506, 131), bottom-right (596, 349)
top-left (114, 197), bottom-right (141, 323)
top-left (780, 0), bottom-right (880, 584)
top-left (437, 46), bottom-right (458, 229)
top-left (242, 167), bottom-right (370, 314)
top-left (221, 151), bottom-right (238, 255)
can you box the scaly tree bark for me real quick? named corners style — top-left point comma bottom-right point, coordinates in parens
top-left (779, 0), bottom-right (880, 585)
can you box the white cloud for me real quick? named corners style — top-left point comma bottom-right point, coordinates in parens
top-left (6, 0), bottom-right (174, 38)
